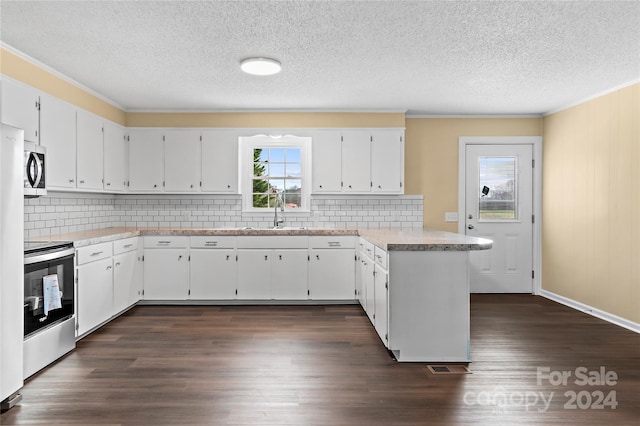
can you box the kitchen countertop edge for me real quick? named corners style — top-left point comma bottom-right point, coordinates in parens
top-left (43, 227), bottom-right (492, 251)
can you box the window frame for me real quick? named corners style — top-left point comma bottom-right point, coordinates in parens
top-left (240, 134), bottom-right (312, 213)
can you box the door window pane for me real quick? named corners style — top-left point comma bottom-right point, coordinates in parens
top-left (478, 156), bottom-right (517, 220)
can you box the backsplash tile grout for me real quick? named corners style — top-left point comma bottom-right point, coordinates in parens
top-left (24, 192), bottom-right (424, 239)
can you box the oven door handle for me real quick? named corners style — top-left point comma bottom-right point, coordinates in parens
top-left (24, 248), bottom-right (75, 265)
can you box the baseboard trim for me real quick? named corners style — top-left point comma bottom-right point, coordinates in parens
top-left (540, 290), bottom-right (640, 334)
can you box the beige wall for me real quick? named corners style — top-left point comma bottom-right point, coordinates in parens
top-left (404, 117), bottom-right (543, 231)
top-left (542, 84), bottom-right (640, 323)
top-left (1, 47), bottom-right (126, 125)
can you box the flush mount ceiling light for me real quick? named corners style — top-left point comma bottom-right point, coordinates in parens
top-left (240, 57), bottom-right (282, 76)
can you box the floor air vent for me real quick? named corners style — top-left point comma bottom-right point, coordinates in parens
top-left (427, 365), bottom-right (471, 375)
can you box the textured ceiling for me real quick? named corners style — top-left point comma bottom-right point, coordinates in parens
top-left (1, 1), bottom-right (639, 115)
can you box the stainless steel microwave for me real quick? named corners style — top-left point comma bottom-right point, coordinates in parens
top-left (24, 141), bottom-right (46, 197)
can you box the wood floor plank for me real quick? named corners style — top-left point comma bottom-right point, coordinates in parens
top-left (2, 296), bottom-right (638, 425)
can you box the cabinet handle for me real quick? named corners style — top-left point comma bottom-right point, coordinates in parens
top-left (158, 241), bottom-right (171, 244)
top-left (319, 185), bottom-right (323, 188)
top-left (79, 180), bottom-right (85, 184)
top-left (378, 185), bottom-right (382, 189)
top-left (204, 241), bottom-right (218, 246)
top-left (328, 242), bottom-right (341, 247)
top-left (348, 185), bottom-right (352, 188)
top-left (123, 244), bottom-right (133, 248)
top-left (106, 265), bottom-right (112, 270)
top-left (190, 184), bottom-right (194, 188)
top-left (178, 255), bottom-right (183, 260)
top-left (227, 184), bottom-right (231, 189)
top-left (106, 182), bottom-right (111, 186)
top-left (375, 255), bottom-right (382, 259)
top-left (90, 251), bottom-right (103, 257)
top-left (115, 262), bottom-right (121, 267)
top-left (69, 179), bottom-right (75, 183)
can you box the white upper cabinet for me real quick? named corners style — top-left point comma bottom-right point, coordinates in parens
top-left (164, 129), bottom-right (201, 192)
top-left (103, 121), bottom-right (127, 191)
top-left (341, 130), bottom-right (372, 193)
top-left (76, 109), bottom-right (104, 190)
top-left (1, 77), bottom-right (40, 143)
top-left (312, 130), bottom-right (342, 193)
top-left (128, 129), bottom-right (164, 191)
top-left (371, 129), bottom-right (404, 193)
top-left (40, 93), bottom-right (77, 189)
top-left (201, 129), bottom-right (239, 193)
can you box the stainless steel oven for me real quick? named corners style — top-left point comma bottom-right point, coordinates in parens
top-left (23, 241), bottom-right (76, 378)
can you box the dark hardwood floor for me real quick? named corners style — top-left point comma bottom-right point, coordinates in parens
top-left (2, 295), bottom-right (639, 425)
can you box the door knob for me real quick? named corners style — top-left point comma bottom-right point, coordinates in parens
top-left (468, 224), bottom-right (474, 230)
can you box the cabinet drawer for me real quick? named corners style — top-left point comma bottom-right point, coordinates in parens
top-left (237, 236), bottom-right (309, 249)
top-left (144, 236), bottom-right (189, 249)
top-left (190, 236), bottom-right (236, 249)
top-left (309, 236), bottom-right (355, 249)
top-left (374, 246), bottom-right (388, 269)
top-left (359, 238), bottom-right (375, 259)
top-left (113, 237), bottom-right (139, 255)
top-left (77, 242), bottom-right (113, 265)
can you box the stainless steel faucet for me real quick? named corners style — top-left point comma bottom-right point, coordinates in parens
top-left (273, 190), bottom-right (285, 228)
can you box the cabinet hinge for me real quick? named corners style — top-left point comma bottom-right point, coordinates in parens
top-left (200, 181), bottom-right (202, 187)
top-left (532, 270), bottom-right (535, 279)
top-left (236, 255), bottom-right (238, 261)
top-left (142, 289), bottom-right (145, 296)
top-left (188, 289), bottom-right (191, 295)
top-left (101, 127), bottom-right (104, 133)
top-left (35, 100), bottom-right (40, 110)
top-left (188, 255), bottom-right (191, 261)
top-left (163, 181), bottom-right (165, 187)
top-left (75, 322), bottom-right (79, 331)
top-left (400, 182), bottom-right (403, 188)
top-left (142, 255), bottom-right (144, 261)
top-left (307, 255), bottom-right (310, 261)
top-left (341, 136), bottom-right (343, 142)
top-left (532, 159), bottom-right (535, 168)
top-left (307, 289), bottom-right (310, 296)
top-left (370, 181), bottom-right (373, 187)
top-left (532, 214), bottom-right (535, 224)
top-left (385, 333), bottom-right (388, 341)
top-left (370, 136), bottom-right (373, 142)
top-left (235, 289), bottom-right (238, 295)
top-left (400, 136), bottom-right (403, 142)
top-left (373, 313), bottom-right (376, 320)
top-left (355, 289), bottom-right (357, 296)
top-left (162, 135), bottom-right (165, 141)
top-left (200, 135), bottom-right (202, 141)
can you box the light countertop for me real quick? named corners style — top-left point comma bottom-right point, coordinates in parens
top-left (37, 227), bottom-right (492, 251)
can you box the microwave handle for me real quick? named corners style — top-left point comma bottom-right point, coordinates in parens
top-left (26, 152), bottom-right (43, 188)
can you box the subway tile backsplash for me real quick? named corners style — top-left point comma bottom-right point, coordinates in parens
top-left (24, 192), bottom-right (423, 239)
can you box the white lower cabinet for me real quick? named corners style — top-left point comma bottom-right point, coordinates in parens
top-left (113, 238), bottom-right (142, 314)
top-left (189, 236), bottom-right (237, 299)
top-left (373, 263), bottom-right (389, 346)
top-left (308, 237), bottom-right (356, 300)
top-left (76, 243), bottom-right (114, 336)
top-left (143, 237), bottom-right (189, 300)
top-left (236, 236), bottom-right (309, 300)
top-left (272, 250), bottom-right (309, 299)
top-left (237, 250), bottom-right (272, 299)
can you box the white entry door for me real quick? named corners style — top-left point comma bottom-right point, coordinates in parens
top-left (465, 144), bottom-right (533, 293)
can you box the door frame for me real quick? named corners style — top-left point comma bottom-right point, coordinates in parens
top-left (458, 136), bottom-right (543, 294)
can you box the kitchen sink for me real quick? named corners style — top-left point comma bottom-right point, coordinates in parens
top-left (241, 226), bottom-right (309, 231)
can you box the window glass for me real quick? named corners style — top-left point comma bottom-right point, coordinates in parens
top-left (478, 156), bottom-right (517, 221)
top-left (252, 147), bottom-right (302, 209)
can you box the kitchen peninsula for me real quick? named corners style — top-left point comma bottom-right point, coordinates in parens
top-left (47, 227), bottom-right (491, 362)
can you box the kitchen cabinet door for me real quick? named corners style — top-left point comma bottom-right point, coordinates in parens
top-left (189, 249), bottom-right (237, 299)
top-left (40, 93), bottom-right (77, 189)
top-left (357, 257), bottom-right (367, 308)
top-left (76, 109), bottom-right (104, 190)
top-left (271, 249), bottom-right (308, 300)
top-left (164, 129), bottom-right (201, 192)
top-left (103, 121), bottom-right (127, 191)
top-left (374, 264), bottom-right (389, 347)
top-left (312, 130), bottom-right (342, 192)
top-left (371, 130), bottom-right (404, 193)
top-left (128, 129), bottom-right (164, 191)
top-left (201, 130), bottom-right (239, 193)
top-left (363, 255), bottom-right (375, 323)
top-left (143, 249), bottom-right (189, 299)
top-left (341, 130), bottom-right (371, 193)
top-left (77, 258), bottom-right (113, 336)
top-left (113, 250), bottom-right (138, 314)
top-left (236, 250), bottom-right (271, 300)
top-left (308, 249), bottom-right (355, 300)
top-left (0, 77), bottom-right (40, 143)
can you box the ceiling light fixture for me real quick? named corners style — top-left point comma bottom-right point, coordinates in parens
top-left (240, 57), bottom-right (282, 76)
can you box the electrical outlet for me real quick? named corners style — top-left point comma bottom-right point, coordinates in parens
top-left (445, 212), bottom-right (459, 222)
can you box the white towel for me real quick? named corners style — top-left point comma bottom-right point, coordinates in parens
top-left (43, 274), bottom-right (62, 316)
